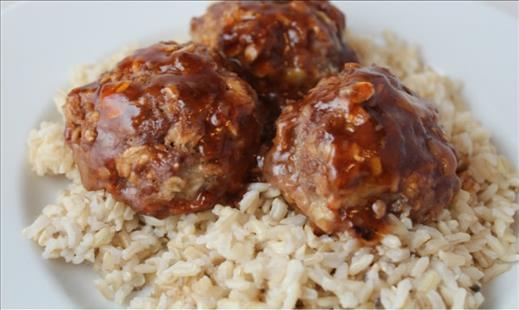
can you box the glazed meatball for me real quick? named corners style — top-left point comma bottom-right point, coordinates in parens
top-left (64, 41), bottom-right (262, 217)
top-left (191, 0), bottom-right (358, 117)
top-left (264, 63), bottom-right (460, 240)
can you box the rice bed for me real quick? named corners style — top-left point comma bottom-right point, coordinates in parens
top-left (24, 32), bottom-right (519, 309)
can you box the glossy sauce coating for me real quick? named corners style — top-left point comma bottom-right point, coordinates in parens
top-left (64, 42), bottom-right (262, 217)
top-left (264, 63), bottom-right (460, 240)
top-left (191, 0), bottom-right (358, 139)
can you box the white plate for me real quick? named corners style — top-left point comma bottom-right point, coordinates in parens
top-left (1, 1), bottom-right (518, 308)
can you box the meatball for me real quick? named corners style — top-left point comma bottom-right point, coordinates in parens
top-left (191, 0), bottom-right (358, 126)
top-left (264, 63), bottom-right (460, 240)
top-left (64, 41), bottom-right (262, 217)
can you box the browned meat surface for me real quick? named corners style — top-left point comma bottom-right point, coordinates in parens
top-left (264, 63), bottom-right (460, 240)
top-left (64, 41), bottom-right (262, 217)
top-left (191, 0), bottom-right (358, 138)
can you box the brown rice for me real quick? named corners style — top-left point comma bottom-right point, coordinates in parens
top-left (23, 31), bottom-right (519, 309)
